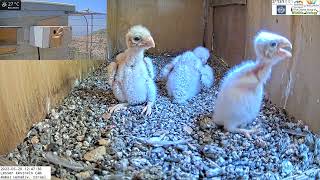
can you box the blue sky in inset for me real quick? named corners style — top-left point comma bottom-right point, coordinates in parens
top-left (28, 0), bottom-right (107, 35)
top-left (43, 0), bottom-right (106, 13)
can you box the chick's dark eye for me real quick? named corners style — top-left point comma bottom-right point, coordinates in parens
top-left (133, 37), bottom-right (141, 41)
top-left (270, 42), bottom-right (277, 47)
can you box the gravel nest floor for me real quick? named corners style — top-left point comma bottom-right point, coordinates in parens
top-left (6, 54), bottom-right (320, 180)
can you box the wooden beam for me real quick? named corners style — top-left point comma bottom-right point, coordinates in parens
top-left (210, 4), bottom-right (247, 66)
top-left (0, 47), bottom-right (17, 55)
top-left (0, 28), bottom-right (17, 45)
top-left (202, 0), bottom-right (210, 47)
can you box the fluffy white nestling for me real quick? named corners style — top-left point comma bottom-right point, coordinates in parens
top-left (160, 46), bottom-right (215, 103)
top-left (212, 31), bottom-right (293, 138)
top-left (106, 25), bottom-right (156, 116)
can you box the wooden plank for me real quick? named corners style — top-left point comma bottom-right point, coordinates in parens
top-left (211, 0), bottom-right (246, 7)
top-left (204, 6), bottom-right (214, 52)
top-left (0, 60), bottom-right (103, 155)
top-left (282, 16), bottom-right (320, 134)
top-left (211, 5), bottom-right (247, 66)
top-left (0, 28), bottom-right (17, 45)
top-left (0, 47), bottom-right (17, 55)
top-left (203, 0), bottom-right (210, 47)
top-left (49, 26), bottom-right (72, 48)
top-left (107, 0), bottom-right (204, 57)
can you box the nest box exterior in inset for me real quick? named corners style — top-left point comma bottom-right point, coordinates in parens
top-left (29, 26), bottom-right (72, 48)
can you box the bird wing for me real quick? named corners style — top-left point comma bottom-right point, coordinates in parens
top-left (200, 65), bottom-right (215, 88)
top-left (143, 57), bottom-right (156, 80)
top-left (106, 53), bottom-right (125, 87)
top-left (159, 55), bottom-right (181, 80)
top-left (106, 61), bottom-right (118, 87)
top-left (143, 57), bottom-right (157, 104)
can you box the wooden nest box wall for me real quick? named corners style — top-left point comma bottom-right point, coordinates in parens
top-left (0, 60), bottom-right (103, 155)
top-left (107, 0), bottom-right (320, 133)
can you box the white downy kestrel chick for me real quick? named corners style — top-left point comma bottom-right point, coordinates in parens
top-left (106, 25), bottom-right (156, 117)
top-left (212, 31), bottom-right (292, 138)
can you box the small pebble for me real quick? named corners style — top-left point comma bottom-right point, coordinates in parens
top-left (281, 160), bottom-right (294, 176)
top-left (183, 125), bottom-right (193, 135)
top-left (65, 150), bottom-right (72, 157)
top-left (75, 171), bottom-right (93, 179)
top-left (91, 174), bottom-right (101, 180)
top-left (83, 141), bottom-right (90, 147)
top-left (76, 135), bottom-right (85, 142)
top-left (83, 146), bottom-right (106, 162)
top-left (31, 136), bottom-right (39, 144)
top-left (206, 168), bottom-right (222, 177)
top-left (69, 105), bottom-right (76, 110)
top-left (98, 139), bottom-right (110, 146)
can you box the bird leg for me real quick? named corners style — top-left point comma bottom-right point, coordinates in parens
top-left (159, 63), bottom-right (174, 81)
top-left (103, 103), bottom-right (128, 120)
top-left (141, 102), bottom-right (154, 116)
top-left (231, 127), bottom-right (259, 139)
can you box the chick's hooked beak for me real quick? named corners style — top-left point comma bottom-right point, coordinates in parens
top-left (278, 38), bottom-right (292, 59)
top-left (142, 36), bottom-right (155, 49)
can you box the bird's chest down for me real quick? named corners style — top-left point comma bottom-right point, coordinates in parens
top-left (116, 64), bottom-right (150, 104)
top-left (228, 84), bottom-right (264, 119)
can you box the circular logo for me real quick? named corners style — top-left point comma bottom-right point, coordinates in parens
top-left (277, 5), bottom-right (287, 14)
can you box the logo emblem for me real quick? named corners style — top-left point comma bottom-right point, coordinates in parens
top-left (277, 5), bottom-right (287, 14)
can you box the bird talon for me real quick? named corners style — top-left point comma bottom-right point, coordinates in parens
top-left (105, 103), bottom-right (127, 118)
top-left (146, 109), bottom-right (152, 116)
top-left (141, 104), bottom-right (152, 116)
top-left (141, 107), bottom-right (147, 115)
top-left (234, 128), bottom-right (258, 139)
